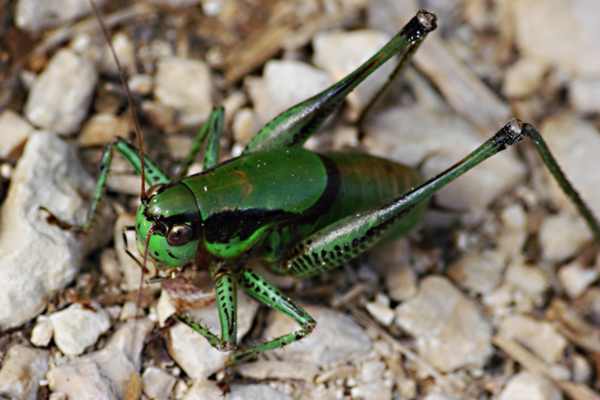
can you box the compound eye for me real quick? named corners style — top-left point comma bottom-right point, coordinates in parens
top-left (166, 224), bottom-right (193, 246)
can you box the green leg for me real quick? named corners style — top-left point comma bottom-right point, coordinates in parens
top-left (230, 269), bottom-right (315, 365)
top-left (243, 10), bottom-right (437, 154)
top-left (356, 42), bottom-right (417, 130)
top-left (176, 269), bottom-right (238, 351)
top-left (177, 107), bottom-right (225, 178)
top-left (523, 125), bottom-right (600, 240)
top-left (91, 139), bottom-right (170, 230)
top-left (42, 138), bottom-right (170, 232)
top-left (114, 138), bottom-right (170, 186)
top-left (279, 121), bottom-right (600, 278)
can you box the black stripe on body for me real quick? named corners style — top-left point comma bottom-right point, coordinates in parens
top-left (199, 154), bottom-right (340, 245)
top-left (296, 154), bottom-right (341, 221)
top-left (202, 208), bottom-right (295, 243)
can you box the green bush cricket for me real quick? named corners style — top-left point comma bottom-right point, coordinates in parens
top-left (51, 4), bottom-right (600, 367)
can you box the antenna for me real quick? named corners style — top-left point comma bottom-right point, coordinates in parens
top-left (88, 0), bottom-right (147, 200)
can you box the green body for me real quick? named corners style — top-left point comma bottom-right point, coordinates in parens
top-left (137, 148), bottom-right (424, 266)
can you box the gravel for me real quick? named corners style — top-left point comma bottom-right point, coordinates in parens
top-left (2, 2), bottom-right (600, 398)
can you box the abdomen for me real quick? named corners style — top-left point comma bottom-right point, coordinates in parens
top-left (265, 151), bottom-right (426, 261)
top-left (311, 151), bottom-right (425, 235)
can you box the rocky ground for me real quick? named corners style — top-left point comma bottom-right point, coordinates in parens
top-left (1, 0), bottom-right (600, 399)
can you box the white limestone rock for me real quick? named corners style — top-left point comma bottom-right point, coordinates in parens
top-left (16, 0), bottom-right (106, 32)
top-left (510, 0), bottom-right (600, 77)
top-left (395, 276), bottom-right (493, 372)
top-left (25, 49), bottom-right (98, 135)
top-left (30, 316), bottom-right (54, 347)
top-left (0, 110), bottom-right (34, 158)
top-left (142, 367), bottom-right (176, 400)
top-left (48, 319), bottom-right (154, 399)
top-left (498, 371), bottom-right (562, 400)
top-left (498, 315), bottom-right (567, 363)
top-left (264, 305), bottom-right (372, 366)
top-left (0, 344), bottom-right (49, 400)
top-left (0, 133), bottom-right (111, 329)
top-left (50, 303), bottom-right (111, 356)
top-left (154, 57), bottom-right (213, 127)
top-left (246, 60), bottom-right (333, 124)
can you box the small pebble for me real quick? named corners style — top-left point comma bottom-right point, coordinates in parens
top-left (0, 344), bottom-right (49, 400)
top-left (79, 113), bottom-right (130, 146)
top-left (100, 32), bottom-right (136, 75)
top-left (129, 74), bottom-right (154, 95)
top-left (228, 384), bottom-right (292, 400)
top-left (395, 276), bottom-right (493, 372)
top-left (359, 359), bottom-right (386, 382)
top-left (155, 57), bottom-right (213, 127)
top-left (448, 250), bottom-right (506, 294)
top-left (365, 296), bottom-right (395, 326)
top-left (498, 371), bottom-right (562, 400)
top-left (558, 261), bottom-right (599, 298)
top-left (149, 0), bottom-right (202, 6)
top-left (385, 264), bottom-right (417, 302)
top-left (424, 394), bottom-right (461, 400)
top-left (30, 316), bottom-right (54, 347)
top-left (49, 303), bottom-right (111, 356)
top-left (107, 174), bottom-right (142, 196)
top-left (15, 0), bottom-right (105, 32)
top-left (233, 108), bottom-right (261, 145)
top-left (572, 353), bottom-right (592, 383)
top-left (372, 240), bottom-right (417, 301)
top-left (182, 380), bottom-right (220, 400)
top-left (237, 360), bottom-right (319, 382)
top-left (246, 60), bottom-right (333, 124)
top-left (174, 380), bottom-right (189, 399)
top-left (48, 319), bottom-right (153, 399)
top-left (120, 301), bottom-right (142, 320)
top-left (0, 110), bottom-right (34, 158)
top-left (502, 58), bottom-right (547, 98)
top-left (539, 212), bottom-right (591, 262)
top-left (114, 213), bottom-right (143, 291)
top-left (570, 78), bottom-right (600, 113)
top-left (100, 248), bottom-right (122, 284)
top-left (505, 262), bottom-right (549, 299)
top-left (156, 289), bottom-right (177, 326)
top-left (25, 49), bottom-right (98, 135)
top-left (142, 100), bottom-right (178, 133)
top-left (497, 204), bottom-right (528, 259)
top-left (350, 381), bottom-right (392, 400)
top-left (511, 0), bottom-right (600, 76)
top-left (142, 366), bottom-right (176, 400)
top-left (498, 315), bottom-right (567, 363)
top-left (264, 305), bottom-right (372, 366)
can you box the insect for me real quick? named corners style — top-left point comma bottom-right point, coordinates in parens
top-left (52, 5), bottom-right (600, 366)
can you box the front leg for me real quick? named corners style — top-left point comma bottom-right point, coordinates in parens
top-left (175, 269), bottom-right (238, 351)
top-left (41, 138), bottom-right (170, 232)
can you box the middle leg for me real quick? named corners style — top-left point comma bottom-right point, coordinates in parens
top-left (230, 268), bottom-right (315, 365)
top-left (175, 268), bottom-right (238, 351)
